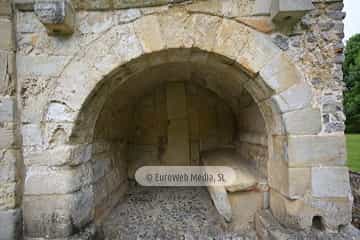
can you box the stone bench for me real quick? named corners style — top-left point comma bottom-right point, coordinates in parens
top-left (201, 148), bottom-right (258, 222)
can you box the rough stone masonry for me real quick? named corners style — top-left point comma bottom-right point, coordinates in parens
top-left (0, 0), bottom-right (358, 239)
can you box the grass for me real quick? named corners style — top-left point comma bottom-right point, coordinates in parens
top-left (347, 134), bottom-right (360, 172)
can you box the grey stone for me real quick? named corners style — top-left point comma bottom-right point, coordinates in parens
top-left (287, 135), bottom-right (346, 167)
top-left (34, 0), bottom-right (75, 35)
top-left (312, 167), bottom-right (351, 198)
top-left (272, 34), bottom-right (289, 51)
top-left (207, 186), bottom-right (232, 222)
top-left (253, 0), bottom-right (272, 16)
top-left (283, 108), bottom-right (321, 135)
top-left (0, 19), bottom-right (13, 50)
top-left (0, 209), bottom-right (22, 240)
top-left (271, 0), bottom-right (314, 23)
top-left (0, 122), bottom-right (15, 149)
top-left (0, 96), bottom-right (14, 123)
top-left (24, 163), bottom-right (93, 195)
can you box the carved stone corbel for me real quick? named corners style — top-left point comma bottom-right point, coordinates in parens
top-left (34, 0), bottom-right (75, 36)
top-left (253, 0), bottom-right (314, 32)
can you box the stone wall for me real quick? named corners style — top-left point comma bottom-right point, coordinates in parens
top-left (0, 1), bottom-right (22, 239)
top-left (92, 78), bottom-right (239, 222)
top-left (6, 0), bottom-right (354, 238)
top-left (236, 90), bottom-right (268, 180)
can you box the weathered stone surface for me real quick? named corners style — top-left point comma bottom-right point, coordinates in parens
top-left (23, 186), bottom-right (93, 238)
top-left (21, 124), bottom-right (42, 146)
top-left (256, 209), bottom-right (358, 240)
top-left (34, 0), bottom-right (75, 35)
top-left (24, 163), bottom-right (92, 194)
top-left (287, 135), bottom-right (346, 167)
top-left (0, 96), bottom-right (14, 122)
top-left (238, 32), bottom-right (280, 77)
top-left (270, 190), bottom-right (352, 231)
top-left (271, 0), bottom-right (314, 23)
top-left (133, 15), bottom-right (164, 53)
top-left (24, 144), bottom-right (92, 167)
top-left (0, 182), bottom-right (16, 209)
top-left (10, 1), bottom-right (352, 238)
top-left (201, 149), bottom-right (258, 193)
top-left (0, 122), bottom-right (16, 149)
top-left (283, 108), bottom-right (321, 135)
top-left (260, 53), bottom-right (301, 93)
top-left (312, 167), bottom-right (351, 198)
top-left (0, 19), bottom-right (13, 50)
top-left (17, 55), bottom-right (70, 78)
top-left (0, 209), bottom-right (22, 240)
top-left (253, 0), bottom-right (272, 16)
top-left (273, 82), bottom-right (312, 113)
top-left (207, 185), bottom-right (232, 222)
top-left (46, 102), bottom-right (76, 122)
top-left (214, 19), bottom-right (249, 60)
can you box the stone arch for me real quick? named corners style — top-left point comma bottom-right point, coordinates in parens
top-left (45, 13), bottom-right (311, 142)
top-left (24, 12), bottom-right (330, 239)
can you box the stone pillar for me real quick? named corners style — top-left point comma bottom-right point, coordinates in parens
top-left (0, 1), bottom-right (23, 239)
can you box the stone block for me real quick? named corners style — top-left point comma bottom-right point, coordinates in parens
top-left (0, 208), bottom-right (22, 240)
top-left (34, 0), bottom-right (75, 35)
top-left (229, 191), bottom-right (264, 232)
top-left (17, 55), bottom-right (70, 78)
top-left (24, 144), bottom-right (92, 167)
top-left (207, 185), bottom-right (232, 222)
top-left (283, 108), bottom-right (321, 135)
top-left (23, 186), bottom-right (93, 238)
top-left (214, 19), bottom-right (249, 60)
top-left (46, 102), bottom-right (76, 122)
top-left (288, 167), bottom-right (311, 198)
top-left (270, 190), bottom-right (352, 231)
top-left (21, 124), bottom-right (42, 146)
top-left (0, 182), bottom-right (16, 209)
top-left (24, 163), bottom-right (93, 195)
top-left (0, 162), bottom-right (16, 183)
top-left (287, 135), bottom-right (346, 167)
top-left (0, 0), bottom-right (12, 17)
top-left (271, 0), bottom-right (314, 22)
top-left (0, 19), bottom-right (13, 50)
top-left (273, 82), bottom-right (312, 113)
top-left (133, 15), bottom-right (164, 53)
top-left (237, 32), bottom-right (280, 77)
top-left (269, 147), bottom-right (311, 199)
top-left (0, 96), bottom-right (14, 122)
top-left (0, 122), bottom-right (15, 149)
top-left (259, 53), bottom-right (301, 93)
top-left (187, 14), bottom-right (222, 52)
top-left (270, 190), bottom-right (315, 230)
top-left (253, 0), bottom-right (271, 16)
top-left (312, 167), bottom-right (351, 198)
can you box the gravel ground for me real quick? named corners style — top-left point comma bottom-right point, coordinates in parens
top-left (100, 182), bottom-right (256, 240)
top-left (98, 175), bottom-right (360, 240)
